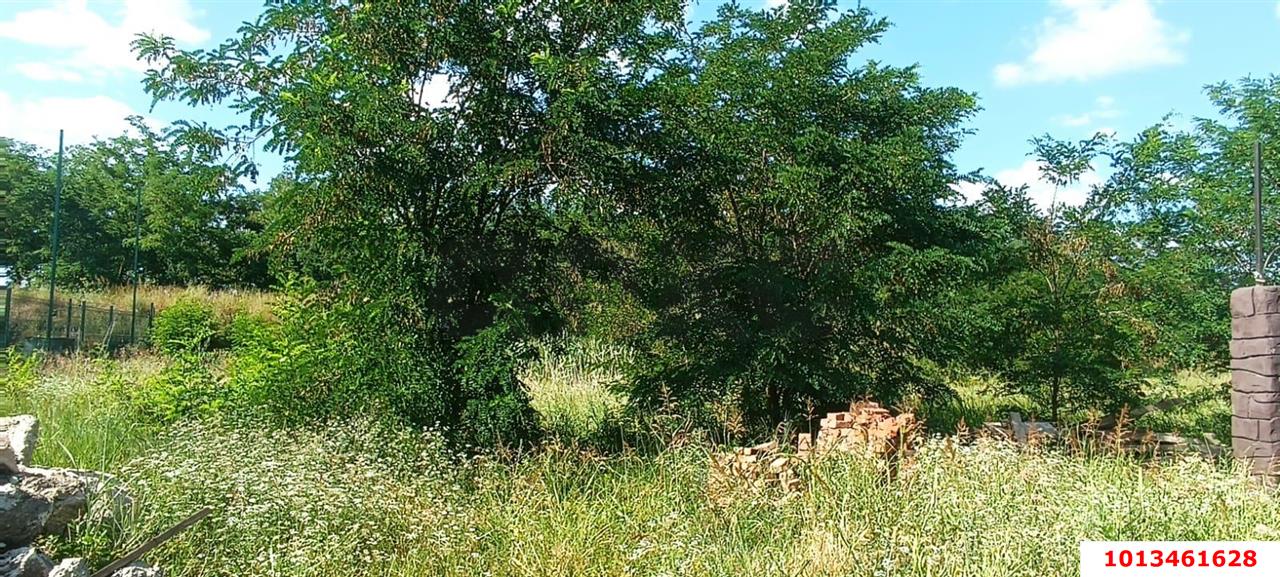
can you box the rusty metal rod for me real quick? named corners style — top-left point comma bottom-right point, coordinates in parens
top-left (1255, 140), bottom-right (1265, 284)
top-left (90, 507), bottom-right (212, 577)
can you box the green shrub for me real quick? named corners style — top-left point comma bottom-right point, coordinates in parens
top-left (462, 391), bottom-right (540, 449)
top-left (221, 277), bottom-right (543, 448)
top-left (454, 322), bottom-right (542, 448)
top-left (224, 310), bottom-right (274, 350)
top-left (1, 349), bottom-right (41, 398)
top-left (224, 278), bottom-right (447, 430)
top-left (223, 280), bottom-right (356, 424)
top-left (150, 297), bottom-right (219, 355)
top-left (126, 353), bottom-right (224, 424)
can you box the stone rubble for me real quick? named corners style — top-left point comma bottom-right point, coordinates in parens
top-left (107, 564), bottom-right (162, 577)
top-left (981, 412), bottom-right (1058, 445)
top-left (0, 415), bottom-right (161, 577)
top-left (979, 408), bottom-right (1226, 459)
top-left (0, 547), bottom-right (53, 577)
top-left (0, 417), bottom-right (39, 476)
top-left (47, 558), bottom-right (89, 577)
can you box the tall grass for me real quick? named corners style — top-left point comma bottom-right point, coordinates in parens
top-left (1135, 371), bottom-right (1231, 441)
top-left (904, 374), bottom-right (1039, 433)
top-left (520, 336), bottom-right (633, 439)
top-left (5, 346), bottom-right (1269, 577)
top-left (43, 419), bottom-right (1280, 577)
top-left (907, 371), bottom-right (1231, 441)
top-left (1, 351), bottom-right (161, 471)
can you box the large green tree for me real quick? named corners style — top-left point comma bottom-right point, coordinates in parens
top-left (966, 135), bottom-right (1140, 421)
top-left (135, 0), bottom-right (685, 439)
top-left (604, 1), bottom-right (980, 428)
top-left (954, 77), bottom-right (1280, 420)
top-left (135, 0), bottom-right (986, 436)
top-left (1084, 76), bottom-right (1280, 370)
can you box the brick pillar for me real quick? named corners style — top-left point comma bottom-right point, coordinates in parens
top-left (1230, 286), bottom-right (1280, 479)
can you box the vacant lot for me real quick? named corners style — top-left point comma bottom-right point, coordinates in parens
top-left (2, 351), bottom-right (1271, 577)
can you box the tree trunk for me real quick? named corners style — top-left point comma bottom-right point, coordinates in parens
top-left (1050, 373), bottom-right (1061, 424)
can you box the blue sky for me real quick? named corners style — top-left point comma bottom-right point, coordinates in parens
top-left (1, 0), bottom-right (1277, 209)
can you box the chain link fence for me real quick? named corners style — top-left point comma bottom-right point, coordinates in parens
top-left (1, 285), bottom-right (155, 353)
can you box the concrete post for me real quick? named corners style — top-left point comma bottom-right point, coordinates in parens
top-left (1230, 286), bottom-right (1280, 480)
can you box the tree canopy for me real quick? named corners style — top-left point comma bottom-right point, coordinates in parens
top-left (2, 0), bottom-right (1274, 442)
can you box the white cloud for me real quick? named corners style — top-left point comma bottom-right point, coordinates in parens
top-left (994, 0), bottom-right (1187, 86)
top-left (1055, 95), bottom-right (1121, 127)
top-left (1058, 113), bottom-right (1092, 127)
top-left (410, 74), bottom-right (454, 109)
top-left (951, 159), bottom-right (1102, 211)
top-left (0, 92), bottom-right (144, 150)
top-left (0, 0), bottom-right (209, 82)
top-left (951, 181), bottom-right (987, 205)
top-left (765, 0), bottom-right (788, 8)
top-left (13, 62), bottom-right (83, 83)
top-left (1275, 1), bottom-right (1280, 20)
top-left (996, 159), bottom-right (1102, 211)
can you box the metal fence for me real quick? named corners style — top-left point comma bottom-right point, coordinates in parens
top-left (1, 285), bottom-right (155, 353)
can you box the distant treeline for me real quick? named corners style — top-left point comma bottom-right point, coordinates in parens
top-left (1, 117), bottom-right (270, 289)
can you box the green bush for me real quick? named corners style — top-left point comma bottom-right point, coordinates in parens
top-left (224, 310), bottom-right (274, 350)
top-left (150, 297), bottom-right (219, 355)
top-left (126, 353), bottom-right (224, 424)
top-left (223, 277), bottom-right (543, 448)
top-left (453, 322), bottom-right (542, 448)
top-left (462, 392), bottom-right (540, 449)
top-left (223, 279), bottom-right (357, 424)
top-left (1, 350), bottom-right (41, 398)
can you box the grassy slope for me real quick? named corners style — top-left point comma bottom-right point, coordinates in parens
top-left (2, 352), bottom-right (1272, 577)
top-left (8, 285), bottom-right (274, 323)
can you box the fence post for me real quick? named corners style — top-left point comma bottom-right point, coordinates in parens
top-left (64, 298), bottom-right (72, 339)
top-left (78, 300), bottom-right (87, 351)
top-left (2, 285), bottom-right (11, 348)
top-left (106, 305), bottom-right (114, 349)
top-left (45, 130), bottom-right (65, 346)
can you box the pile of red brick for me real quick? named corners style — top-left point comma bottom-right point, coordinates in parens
top-left (708, 402), bottom-right (918, 503)
top-left (798, 402), bottom-right (918, 460)
top-left (712, 441), bottom-right (798, 488)
top-left (707, 441), bottom-right (801, 504)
